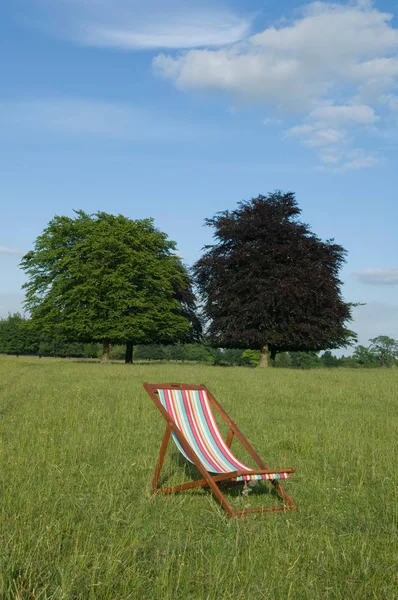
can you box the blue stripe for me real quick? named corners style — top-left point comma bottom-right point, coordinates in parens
top-left (193, 390), bottom-right (238, 472)
top-left (174, 390), bottom-right (216, 472)
top-left (157, 388), bottom-right (276, 478)
top-left (158, 389), bottom-right (215, 472)
top-left (158, 390), bottom-right (192, 463)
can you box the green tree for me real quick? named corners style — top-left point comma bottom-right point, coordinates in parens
top-left (241, 349), bottom-right (261, 366)
top-left (352, 345), bottom-right (379, 368)
top-left (135, 344), bottom-right (166, 361)
top-left (0, 313), bottom-right (39, 356)
top-left (84, 343), bottom-right (101, 359)
top-left (108, 345), bottom-right (126, 360)
top-left (339, 355), bottom-right (360, 368)
top-left (289, 351), bottom-right (321, 369)
top-left (222, 349), bottom-right (245, 366)
top-left (274, 352), bottom-right (292, 368)
top-left (369, 336), bottom-right (398, 367)
top-left (209, 348), bottom-right (250, 366)
top-left (168, 344), bottom-right (187, 362)
top-left (21, 211), bottom-right (200, 363)
top-left (210, 348), bottom-right (224, 366)
top-left (320, 350), bottom-right (340, 368)
top-left (194, 192), bottom-right (354, 367)
top-left (184, 344), bottom-right (213, 363)
top-left (37, 339), bottom-right (56, 357)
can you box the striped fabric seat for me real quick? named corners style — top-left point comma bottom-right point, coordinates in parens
top-left (158, 388), bottom-right (290, 482)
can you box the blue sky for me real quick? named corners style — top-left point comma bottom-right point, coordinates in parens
top-left (1, 0), bottom-right (398, 349)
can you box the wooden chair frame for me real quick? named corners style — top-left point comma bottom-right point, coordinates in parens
top-left (144, 382), bottom-right (297, 518)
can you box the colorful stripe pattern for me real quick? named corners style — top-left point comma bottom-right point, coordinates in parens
top-left (157, 388), bottom-right (290, 482)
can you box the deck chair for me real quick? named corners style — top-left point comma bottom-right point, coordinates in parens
top-left (144, 382), bottom-right (296, 518)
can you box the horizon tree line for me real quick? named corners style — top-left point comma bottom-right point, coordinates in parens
top-left (1, 315), bottom-right (397, 369)
top-left (12, 191), bottom-right (365, 366)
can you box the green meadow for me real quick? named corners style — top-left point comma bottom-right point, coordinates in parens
top-left (1, 356), bottom-right (397, 599)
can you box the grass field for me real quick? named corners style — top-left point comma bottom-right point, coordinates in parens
top-left (1, 356), bottom-right (397, 599)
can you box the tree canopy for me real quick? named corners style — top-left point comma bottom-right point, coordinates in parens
top-left (368, 336), bottom-right (398, 367)
top-left (194, 191), bottom-right (354, 365)
top-left (21, 211), bottom-right (200, 361)
top-left (0, 313), bottom-right (38, 356)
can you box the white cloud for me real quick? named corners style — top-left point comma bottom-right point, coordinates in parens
top-left (84, 17), bottom-right (249, 50)
top-left (308, 104), bottom-right (379, 127)
top-left (251, 2), bottom-right (398, 59)
top-left (354, 268), bottom-right (398, 285)
top-left (154, 1), bottom-right (398, 168)
top-left (313, 149), bottom-right (381, 171)
top-left (337, 149), bottom-right (381, 171)
top-left (16, 1), bottom-right (398, 168)
top-left (0, 98), bottom-right (200, 142)
top-left (286, 103), bottom-right (381, 168)
top-left (288, 124), bottom-right (346, 148)
top-left (154, 49), bottom-right (323, 111)
top-left (381, 94), bottom-right (398, 111)
top-left (155, 2), bottom-right (398, 107)
top-left (0, 246), bottom-right (22, 256)
top-left (36, 0), bottom-right (251, 49)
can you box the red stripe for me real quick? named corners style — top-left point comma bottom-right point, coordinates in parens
top-left (161, 388), bottom-right (284, 480)
top-left (164, 389), bottom-right (179, 428)
top-left (188, 390), bottom-right (227, 472)
top-left (165, 390), bottom-right (195, 462)
top-left (199, 390), bottom-right (248, 471)
top-left (182, 390), bottom-right (222, 472)
top-left (199, 390), bottom-right (245, 469)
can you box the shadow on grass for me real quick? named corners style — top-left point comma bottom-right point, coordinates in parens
top-left (157, 451), bottom-right (280, 501)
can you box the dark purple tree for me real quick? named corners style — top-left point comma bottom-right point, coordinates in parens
top-left (194, 191), bottom-right (355, 366)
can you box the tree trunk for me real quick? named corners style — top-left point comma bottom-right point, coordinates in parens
top-left (269, 346), bottom-right (277, 363)
top-left (125, 341), bottom-right (133, 364)
top-left (101, 340), bottom-right (110, 363)
top-left (259, 345), bottom-right (269, 368)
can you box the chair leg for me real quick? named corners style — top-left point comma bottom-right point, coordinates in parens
top-left (156, 470), bottom-right (235, 517)
top-left (203, 477), bottom-right (235, 517)
top-left (271, 480), bottom-right (297, 511)
top-left (151, 424), bottom-right (172, 492)
top-left (233, 505), bottom-right (290, 517)
top-left (154, 473), bottom-right (295, 517)
top-left (156, 479), bottom-right (209, 494)
top-left (226, 427), bottom-right (234, 448)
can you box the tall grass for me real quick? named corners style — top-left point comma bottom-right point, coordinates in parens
top-left (1, 356), bottom-right (397, 599)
